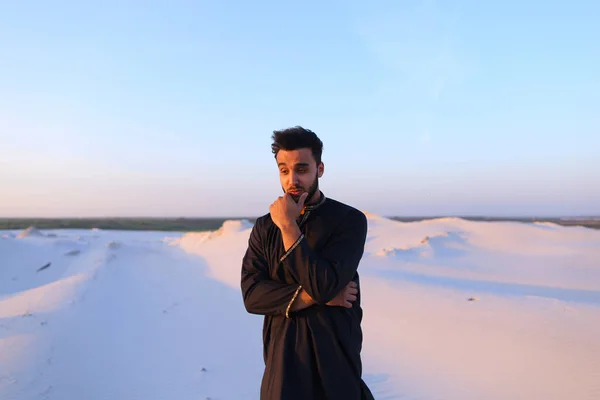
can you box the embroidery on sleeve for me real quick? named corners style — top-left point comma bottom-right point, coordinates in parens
top-left (279, 234), bottom-right (305, 263)
top-left (285, 285), bottom-right (303, 319)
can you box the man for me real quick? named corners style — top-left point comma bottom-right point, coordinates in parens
top-left (240, 126), bottom-right (374, 399)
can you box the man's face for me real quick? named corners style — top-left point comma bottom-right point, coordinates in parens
top-left (276, 148), bottom-right (324, 203)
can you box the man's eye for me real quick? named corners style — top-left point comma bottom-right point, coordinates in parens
top-left (297, 168), bottom-right (307, 173)
top-left (280, 170), bottom-right (288, 174)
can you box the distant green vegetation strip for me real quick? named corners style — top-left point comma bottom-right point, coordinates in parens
top-left (0, 218), bottom-right (257, 232)
top-left (2, 216), bottom-right (598, 232)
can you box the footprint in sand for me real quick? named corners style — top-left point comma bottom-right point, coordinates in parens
top-left (106, 241), bottom-right (121, 250)
top-left (162, 301), bottom-right (181, 314)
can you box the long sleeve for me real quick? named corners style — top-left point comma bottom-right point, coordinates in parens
top-left (280, 209), bottom-right (368, 305)
top-left (241, 219), bottom-right (302, 316)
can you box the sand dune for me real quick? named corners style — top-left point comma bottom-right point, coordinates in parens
top-left (15, 226), bottom-right (45, 239)
top-left (1, 215), bottom-right (599, 399)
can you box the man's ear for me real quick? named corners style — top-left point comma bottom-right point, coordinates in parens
top-left (317, 162), bottom-right (324, 178)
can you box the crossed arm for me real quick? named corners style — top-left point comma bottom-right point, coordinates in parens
top-left (240, 210), bottom-right (367, 317)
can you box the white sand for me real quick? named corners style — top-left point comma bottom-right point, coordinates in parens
top-left (1, 216), bottom-right (599, 399)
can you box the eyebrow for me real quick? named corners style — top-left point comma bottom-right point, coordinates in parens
top-left (278, 162), bottom-right (310, 168)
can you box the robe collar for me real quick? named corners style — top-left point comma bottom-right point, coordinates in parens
top-left (302, 191), bottom-right (326, 213)
top-left (297, 191), bottom-right (326, 226)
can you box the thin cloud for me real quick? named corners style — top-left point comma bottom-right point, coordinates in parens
top-left (346, 0), bottom-right (471, 145)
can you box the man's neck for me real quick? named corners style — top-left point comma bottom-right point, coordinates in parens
top-left (306, 190), bottom-right (322, 206)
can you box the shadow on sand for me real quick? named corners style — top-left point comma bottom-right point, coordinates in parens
top-left (370, 268), bottom-right (600, 305)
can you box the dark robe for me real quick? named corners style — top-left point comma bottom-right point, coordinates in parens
top-left (241, 192), bottom-right (374, 400)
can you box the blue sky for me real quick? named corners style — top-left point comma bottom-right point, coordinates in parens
top-left (1, 0), bottom-right (598, 217)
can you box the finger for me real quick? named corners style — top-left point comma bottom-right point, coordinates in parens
top-left (298, 192), bottom-right (309, 207)
top-left (347, 288), bottom-right (358, 295)
top-left (348, 281), bottom-right (358, 288)
top-left (347, 294), bottom-right (357, 302)
top-left (343, 301), bottom-right (353, 308)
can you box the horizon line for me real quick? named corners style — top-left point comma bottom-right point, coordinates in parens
top-left (1, 215), bottom-right (599, 220)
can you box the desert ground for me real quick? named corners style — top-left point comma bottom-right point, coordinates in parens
top-left (1, 214), bottom-right (600, 399)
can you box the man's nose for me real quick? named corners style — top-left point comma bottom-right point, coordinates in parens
top-left (289, 171), bottom-right (301, 185)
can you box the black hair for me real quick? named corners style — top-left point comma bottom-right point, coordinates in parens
top-left (271, 126), bottom-right (323, 165)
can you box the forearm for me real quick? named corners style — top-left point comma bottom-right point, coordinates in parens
top-left (241, 217), bottom-right (317, 317)
top-left (242, 278), bottom-right (302, 316)
top-left (280, 222), bottom-right (302, 252)
top-left (269, 223), bottom-right (327, 314)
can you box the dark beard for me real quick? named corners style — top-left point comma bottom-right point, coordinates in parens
top-left (284, 174), bottom-right (319, 204)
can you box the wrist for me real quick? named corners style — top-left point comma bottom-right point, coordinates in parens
top-left (299, 289), bottom-right (315, 306)
top-left (279, 220), bottom-right (299, 233)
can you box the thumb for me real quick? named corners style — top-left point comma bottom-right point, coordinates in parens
top-left (298, 192), bottom-right (309, 207)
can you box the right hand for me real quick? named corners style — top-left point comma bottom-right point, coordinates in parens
top-left (326, 281), bottom-right (358, 308)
